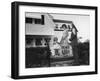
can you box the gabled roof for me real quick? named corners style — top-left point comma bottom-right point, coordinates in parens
top-left (72, 23), bottom-right (78, 32)
top-left (53, 19), bottom-right (72, 23)
top-left (53, 19), bottom-right (78, 32)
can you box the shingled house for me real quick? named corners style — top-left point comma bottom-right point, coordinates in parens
top-left (25, 12), bottom-right (78, 56)
top-left (25, 13), bottom-right (78, 67)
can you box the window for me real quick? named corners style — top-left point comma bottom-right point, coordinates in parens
top-left (45, 38), bottom-right (51, 45)
top-left (34, 19), bottom-right (42, 24)
top-left (26, 37), bottom-right (33, 45)
top-left (25, 15), bottom-right (45, 25)
top-left (25, 37), bottom-right (33, 48)
top-left (55, 24), bottom-right (58, 29)
top-left (25, 17), bottom-right (33, 23)
top-left (34, 15), bottom-right (44, 25)
top-left (36, 38), bottom-right (42, 46)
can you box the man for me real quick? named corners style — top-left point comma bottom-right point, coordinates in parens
top-left (69, 28), bottom-right (79, 65)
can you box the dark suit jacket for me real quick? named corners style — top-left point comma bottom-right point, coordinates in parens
top-left (70, 32), bottom-right (78, 46)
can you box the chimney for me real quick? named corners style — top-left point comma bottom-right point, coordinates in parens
top-left (41, 15), bottom-right (44, 25)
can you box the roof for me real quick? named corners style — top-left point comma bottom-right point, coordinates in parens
top-left (53, 19), bottom-right (72, 23)
top-left (53, 19), bottom-right (78, 32)
top-left (72, 23), bottom-right (78, 32)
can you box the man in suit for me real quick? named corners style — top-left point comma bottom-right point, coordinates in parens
top-left (69, 28), bottom-right (79, 65)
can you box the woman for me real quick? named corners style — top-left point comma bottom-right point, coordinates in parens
top-left (60, 24), bottom-right (71, 55)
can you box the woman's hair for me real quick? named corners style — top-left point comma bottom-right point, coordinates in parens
top-left (62, 24), bottom-right (67, 29)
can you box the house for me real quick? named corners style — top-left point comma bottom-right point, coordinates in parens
top-left (25, 13), bottom-right (55, 48)
top-left (25, 12), bottom-right (78, 57)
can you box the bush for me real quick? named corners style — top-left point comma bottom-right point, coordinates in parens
top-left (77, 41), bottom-right (89, 65)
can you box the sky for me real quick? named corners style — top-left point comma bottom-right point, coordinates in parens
top-left (50, 13), bottom-right (90, 42)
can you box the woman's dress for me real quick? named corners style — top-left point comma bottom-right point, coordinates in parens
top-left (60, 29), bottom-right (73, 56)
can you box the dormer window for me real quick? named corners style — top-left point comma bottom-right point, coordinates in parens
top-left (25, 18), bottom-right (33, 24)
top-left (55, 24), bottom-right (58, 29)
top-left (25, 15), bottom-right (44, 25)
top-left (34, 19), bottom-right (42, 24)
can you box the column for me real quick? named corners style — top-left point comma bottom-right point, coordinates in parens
top-left (32, 38), bottom-right (36, 47)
